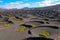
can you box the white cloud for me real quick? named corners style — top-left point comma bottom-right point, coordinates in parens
top-left (0, 0), bottom-right (60, 9)
top-left (2, 1), bottom-right (30, 9)
top-left (41, 0), bottom-right (60, 6)
top-left (31, 0), bottom-right (60, 7)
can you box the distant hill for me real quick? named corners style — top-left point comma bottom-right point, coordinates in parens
top-left (0, 4), bottom-right (60, 19)
top-left (21, 4), bottom-right (60, 19)
top-left (22, 4), bottom-right (60, 10)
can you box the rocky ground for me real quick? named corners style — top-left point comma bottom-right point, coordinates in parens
top-left (0, 16), bottom-right (60, 40)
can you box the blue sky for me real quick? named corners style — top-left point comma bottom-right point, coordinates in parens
top-left (0, 0), bottom-right (60, 9)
